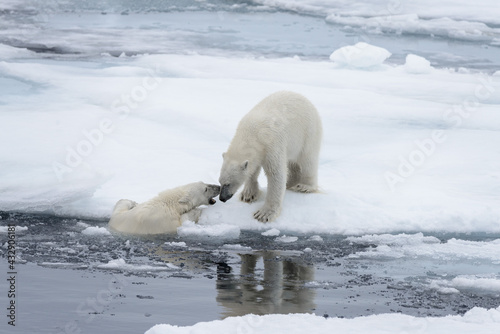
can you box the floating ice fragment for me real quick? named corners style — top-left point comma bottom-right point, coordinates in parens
top-left (275, 235), bottom-right (298, 243)
top-left (451, 276), bottom-right (500, 292)
top-left (164, 241), bottom-right (187, 248)
top-left (177, 221), bottom-right (240, 239)
top-left (39, 262), bottom-right (89, 270)
top-left (98, 258), bottom-right (126, 269)
top-left (404, 54), bottom-right (433, 74)
top-left (346, 233), bottom-right (440, 246)
top-left (97, 258), bottom-right (176, 271)
top-left (308, 235), bottom-right (323, 242)
top-left (82, 226), bottom-right (111, 236)
top-left (261, 228), bottom-right (280, 237)
top-left (221, 244), bottom-right (252, 251)
top-left (76, 221), bottom-right (90, 228)
top-left (429, 280), bottom-right (460, 294)
top-left (166, 263), bottom-right (180, 269)
top-left (329, 42), bottom-right (391, 68)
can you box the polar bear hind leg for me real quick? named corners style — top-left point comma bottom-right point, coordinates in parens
top-left (286, 161), bottom-right (301, 189)
top-left (112, 199), bottom-right (138, 214)
top-left (289, 144), bottom-right (320, 193)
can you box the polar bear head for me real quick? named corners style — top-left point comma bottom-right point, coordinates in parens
top-left (218, 154), bottom-right (249, 202)
top-left (178, 182), bottom-right (221, 207)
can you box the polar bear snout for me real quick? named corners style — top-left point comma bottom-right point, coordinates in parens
top-left (219, 184), bottom-right (233, 203)
top-left (207, 184), bottom-right (221, 205)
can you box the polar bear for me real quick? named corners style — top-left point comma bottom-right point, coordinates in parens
top-left (218, 91), bottom-right (322, 222)
top-left (108, 182), bottom-right (220, 235)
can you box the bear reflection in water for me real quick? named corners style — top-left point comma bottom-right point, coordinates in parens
top-left (216, 251), bottom-right (316, 317)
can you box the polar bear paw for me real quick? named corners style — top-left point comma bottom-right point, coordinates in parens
top-left (254, 206), bottom-right (279, 223)
top-left (240, 187), bottom-right (259, 203)
top-left (289, 183), bottom-right (317, 193)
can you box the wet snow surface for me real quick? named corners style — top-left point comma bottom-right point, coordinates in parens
top-left (2, 212), bottom-right (500, 333)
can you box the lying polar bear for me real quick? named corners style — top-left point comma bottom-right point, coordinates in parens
top-left (108, 182), bottom-right (220, 235)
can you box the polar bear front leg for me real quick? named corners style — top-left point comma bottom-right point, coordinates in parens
top-left (183, 208), bottom-right (202, 223)
top-left (240, 167), bottom-right (261, 203)
top-left (254, 154), bottom-right (286, 222)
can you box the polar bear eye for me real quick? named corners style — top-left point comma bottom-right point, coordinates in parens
top-left (205, 187), bottom-right (208, 192)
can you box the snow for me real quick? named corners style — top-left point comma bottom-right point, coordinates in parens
top-left (81, 226), bottom-right (112, 236)
top-left (329, 42), bottom-right (391, 68)
top-left (146, 306), bottom-right (500, 334)
top-left (0, 51), bottom-right (499, 235)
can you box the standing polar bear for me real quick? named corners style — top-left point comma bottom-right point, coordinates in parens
top-left (109, 182), bottom-right (220, 234)
top-left (219, 91), bottom-right (322, 222)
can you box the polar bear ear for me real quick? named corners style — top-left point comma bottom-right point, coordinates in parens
top-left (222, 152), bottom-right (226, 158)
top-left (241, 161), bottom-right (248, 171)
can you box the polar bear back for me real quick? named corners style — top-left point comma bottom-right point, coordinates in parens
top-left (233, 91), bottom-right (321, 160)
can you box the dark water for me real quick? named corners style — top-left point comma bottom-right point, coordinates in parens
top-left (1, 212), bottom-right (499, 333)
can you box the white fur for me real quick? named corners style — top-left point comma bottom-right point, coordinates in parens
top-left (108, 182), bottom-right (220, 235)
top-left (219, 91), bottom-right (322, 222)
